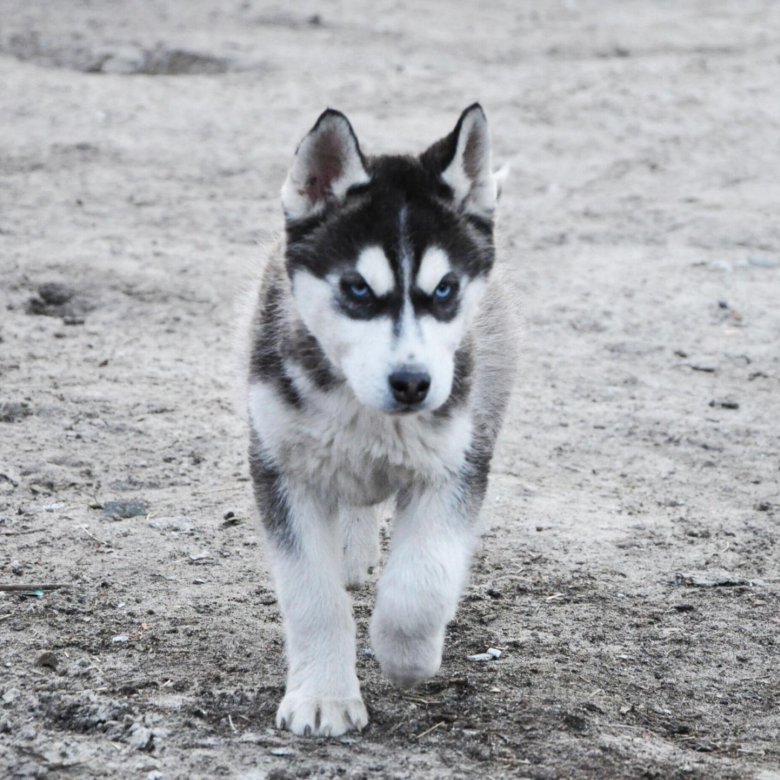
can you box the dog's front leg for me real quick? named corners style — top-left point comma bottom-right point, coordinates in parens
top-left (369, 481), bottom-right (478, 688)
top-left (257, 472), bottom-right (367, 736)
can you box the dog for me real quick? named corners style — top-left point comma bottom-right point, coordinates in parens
top-left (246, 104), bottom-right (516, 737)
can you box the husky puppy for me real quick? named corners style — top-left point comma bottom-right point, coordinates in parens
top-left (246, 104), bottom-right (515, 737)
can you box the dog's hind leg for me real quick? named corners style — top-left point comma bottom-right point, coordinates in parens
top-left (340, 505), bottom-right (380, 588)
top-left (368, 479), bottom-right (481, 689)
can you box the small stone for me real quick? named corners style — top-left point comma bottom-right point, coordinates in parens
top-left (127, 722), bottom-right (153, 750)
top-left (2, 688), bottom-right (21, 704)
top-left (467, 647), bottom-right (502, 662)
top-left (36, 651), bottom-right (58, 669)
top-left (102, 500), bottom-right (148, 520)
top-left (709, 399), bottom-right (739, 410)
top-left (96, 45), bottom-right (147, 75)
top-left (748, 255), bottom-right (779, 268)
top-left (112, 634), bottom-right (130, 644)
top-left (148, 516), bottom-right (193, 533)
top-left (38, 282), bottom-right (74, 306)
top-left (675, 571), bottom-right (753, 588)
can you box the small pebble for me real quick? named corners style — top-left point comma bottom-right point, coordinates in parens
top-left (112, 634), bottom-right (130, 644)
top-left (709, 399), bottom-right (739, 410)
top-left (708, 260), bottom-right (731, 272)
top-left (102, 499), bottom-right (148, 520)
top-left (221, 511), bottom-right (241, 528)
top-left (2, 688), bottom-right (20, 705)
top-left (148, 516), bottom-right (193, 533)
top-left (36, 651), bottom-right (58, 669)
top-left (38, 282), bottom-right (74, 306)
top-left (748, 255), bottom-right (778, 268)
top-left (467, 647), bottom-right (502, 662)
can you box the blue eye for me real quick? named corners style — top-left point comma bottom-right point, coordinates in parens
top-left (342, 276), bottom-right (372, 301)
top-left (434, 281), bottom-right (453, 301)
top-left (350, 282), bottom-right (370, 298)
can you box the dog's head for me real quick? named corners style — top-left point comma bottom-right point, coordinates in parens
top-left (281, 105), bottom-right (502, 414)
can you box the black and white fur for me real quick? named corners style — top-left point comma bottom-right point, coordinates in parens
top-left (246, 104), bottom-right (516, 737)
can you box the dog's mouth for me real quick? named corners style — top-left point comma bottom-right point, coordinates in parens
top-left (386, 402), bottom-right (426, 416)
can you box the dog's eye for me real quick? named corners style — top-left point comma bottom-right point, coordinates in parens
top-left (341, 275), bottom-right (373, 302)
top-left (433, 276), bottom-right (458, 302)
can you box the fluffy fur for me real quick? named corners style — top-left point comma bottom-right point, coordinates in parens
top-left (245, 104), bottom-right (516, 737)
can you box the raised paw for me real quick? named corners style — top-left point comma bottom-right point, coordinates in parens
top-left (276, 692), bottom-right (368, 737)
top-left (369, 616), bottom-right (444, 689)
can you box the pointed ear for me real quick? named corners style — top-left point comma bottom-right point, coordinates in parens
top-left (421, 103), bottom-right (498, 219)
top-left (281, 109), bottom-right (370, 221)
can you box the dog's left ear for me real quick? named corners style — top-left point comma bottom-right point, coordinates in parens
top-left (281, 109), bottom-right (370, 221)
top-left (421, 103), bottom-right (498, 220)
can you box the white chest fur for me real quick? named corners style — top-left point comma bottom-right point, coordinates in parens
top-left (248, 380), bottom-right (472, 507)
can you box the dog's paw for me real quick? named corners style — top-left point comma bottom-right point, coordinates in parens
top-left (369, 618), bottom-right (443, 689)
top-left (276, 692), bottom-right (368, 737)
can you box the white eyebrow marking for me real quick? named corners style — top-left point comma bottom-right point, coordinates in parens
top-left (355, 246), bottom-right (395, 297)
top-left (416, 246), bottom-right (452, 295)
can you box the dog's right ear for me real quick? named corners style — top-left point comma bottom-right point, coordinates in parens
top-left (281, 109), bottom-right (370, 221)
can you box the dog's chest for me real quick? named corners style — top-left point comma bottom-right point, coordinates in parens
top-left (249, 382), bottom-right (472, 506)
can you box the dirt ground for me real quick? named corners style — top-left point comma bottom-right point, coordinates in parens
top-left (1, 1), bottom-right (779, 778)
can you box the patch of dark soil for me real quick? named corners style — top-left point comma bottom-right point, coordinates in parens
top-left (138, 46), bottom-right (231, 75)
top-left (41, 691), bottom-right (131, 736)
top-left (2, 32), bottom-right (233, 74)
top-left (0, 402), bottom-right (32, 423)
top-left (191, 686), bottom-right (280, 733)
top-left (25, 281), bottom-right (91, 324)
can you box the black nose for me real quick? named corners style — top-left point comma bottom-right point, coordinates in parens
top-left (389, 369), bottom-right (431, 406)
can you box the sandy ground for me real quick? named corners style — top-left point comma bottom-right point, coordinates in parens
top-left (1, 1), bottom-right (779, 778)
